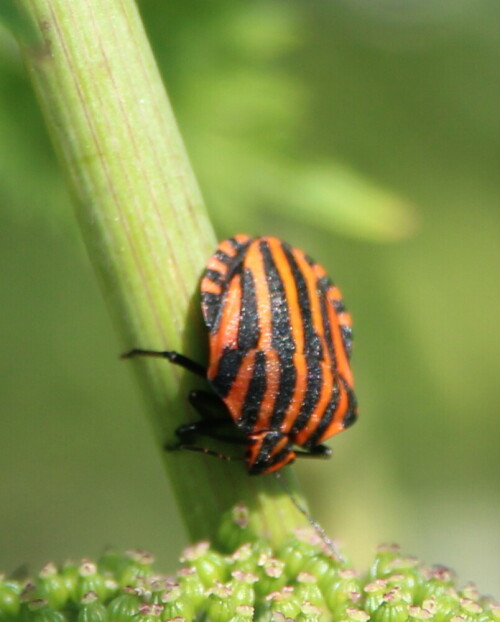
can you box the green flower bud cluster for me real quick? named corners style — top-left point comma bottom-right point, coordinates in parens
top-left (0, 534), bottom-right (497, 622)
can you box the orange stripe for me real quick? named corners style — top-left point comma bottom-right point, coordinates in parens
top-left (268, 238), bottom-right (305, 354)
top-left (326, 296), bottom-right (353, 388)
top-left (205, 256), bottom-right (230, 276)
top-left (207, 273), bottom-right (242, 381)
top-left (218, 239), bottom-right (238, 257)
top-left (291, 250), bottom-right (334, 444)
top-left (337, 311), bottom-right (352, 327)
top-left (225, 350), bottom-right (256, 421)
top-left (256, 350), bottom-right (280, 430)
top-left (234, 233), bottom-right (252, 245)
top-left (263, 239), bottom-right (307, 433)
top-left (319, 380), bottom-right (349, 441)
top-left (200, 278), bottom-right (221, 295)
top-left (245, 240), bottom-right (273, 351)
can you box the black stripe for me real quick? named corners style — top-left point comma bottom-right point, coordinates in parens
top-left (332, 299), bottom-right (346, 314)
top-left (204, 269), bottom-right (224, 284)
top-left (259, 241), bottom-right (296, 429)
top-left (238, 268), bottom-right (260, 350)
top-left (214, 249), bottom-right (233, 265)
top-left (201, 291), bottom-right (221, 331)
top-left (206, 241), bottom-right (252, 333)
top-left (282, 243), bottom-right (323, 433)
top-left (271, 355), bottom-right (296, 431)
top-left (318, 278), bottom-right (336, 371)
top-left (304, 253), bottom-right (316, 267)
top-left (291, 359), bottom-right (323, 435)
top-left (260, 241), bottom-right (295, 354)
top-left (210, 348), bottom-right (245, 398)
top-left (321, 279), bottom-right (352, 359)
top-left (237, 350), bottom-right (267, 432)
top-left (317, 275), bottom-right (332, 290)
top-left (341, 325), bottom-right (353, 359)
top-left (282, 243), bottom-right (322, 359)
top-left (343, 385), bottom-right (357, 428)
top-left (228, 237), bottom-right (246, 250)
top-left (302, 381), bottom-right (340, 449)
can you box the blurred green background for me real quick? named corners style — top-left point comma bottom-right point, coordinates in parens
top-left (1, 0), bottom-right (499, 595)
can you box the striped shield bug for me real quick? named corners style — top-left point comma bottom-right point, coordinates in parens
top-left (123, 235), bottom-right (357, 476)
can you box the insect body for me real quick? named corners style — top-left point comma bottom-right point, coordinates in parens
top-left (124, 235), bottom-right (357, 475)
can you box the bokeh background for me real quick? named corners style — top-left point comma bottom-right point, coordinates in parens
top-left (1, 0), bottom-right (499, 595)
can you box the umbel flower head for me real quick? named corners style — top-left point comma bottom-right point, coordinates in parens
top-left (1, 533), bottom-right (497, 622)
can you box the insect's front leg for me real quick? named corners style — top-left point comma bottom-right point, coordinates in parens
top-left (121, 348), bottom-right (207, 378)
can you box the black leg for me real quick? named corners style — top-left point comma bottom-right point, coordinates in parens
top-left (175, 444), bottom-right (243, 463)
top-left (123, 351), bottom-right (247, 463)
top-left (294, 444), bottom-right (332, 459)
top-left (121, 348), bottom-right (207, 378)
top-left (173, 417), bottom-right (248, 447)
top-left (188, 390), bottom-right (227, 419)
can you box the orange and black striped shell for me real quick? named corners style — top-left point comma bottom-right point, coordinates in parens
top-left (201, 235), bottom-right (357, 475)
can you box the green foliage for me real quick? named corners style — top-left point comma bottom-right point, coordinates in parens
top-left (1, 537), bottom-right (497, 622)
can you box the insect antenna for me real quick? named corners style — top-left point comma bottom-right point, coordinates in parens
top-left (273, 471), bottom-right (345, 564)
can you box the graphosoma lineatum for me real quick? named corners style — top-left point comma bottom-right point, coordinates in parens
top-left (124, 235), bottom-right (357, 476)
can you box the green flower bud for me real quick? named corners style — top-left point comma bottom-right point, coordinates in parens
top-left (371, 547), bottom-right (423, 599)
top-left (228, 603), bottom-right (254, 622)
top-left (228, 543), bottom-right (258, 574)
top-left (35, 564), bottom-right (69, 610)
top-left (0, 576), bottom-right (21, 620)
top-left (135, 603), bottom-right (165, 622)
top-left (97, 550), bottom-right (129, 579)
top-left (459, 597), bottom-right (484, 622)
top-left (230, 571), bottom-right (258, 606)
top-left (370, 588), bottom-right (410, 622)
top-left (323, 568), bottom-right (361, 615)
top-left (27, 600), bottom-right (66, 622)
top-left (0, 539), bottom-right (496, 622)
top-left (176, 567), bottom-right (205, 609)
top-left (179, 542), bottom-right (228, 587)
top-left (277, 534), bottom-right (318, 578)
top-left (296, 599), bottom-right (322, 622)
top-left (217, 503), bottom-right (256, 553)
top-left (266, 586), bottom-right (301, 619)
top-left (60, 561), bottom-right (79, 601)
top-left (364, 579), bottom-right (390, 614)
top-left (161, 584), bottom-right (195, 620)
top-left (107, 590), bottom-right (140, 622)
top-left (76, 562), bottom-right (106, 602)
top-left (119, 551), bottom-right (155, 586)
top-left (205, 583), bottom-right (235, 622)
top-left (294, 572), bottom-right (325, 610)
top-left (346, 606), bottom-right (371, 622)
top-left (418, 566), bottom-right (456, 601)
top-left (385, 574), bottom-right (415, 604)
top-left (78, 591), bottom-right (109, 622)
top-left (409, 604), bottom-right (435, 621)
top-left (301, 554), bottom-right (336, 586)
top-left (254, 555), bottom-right (287, 597)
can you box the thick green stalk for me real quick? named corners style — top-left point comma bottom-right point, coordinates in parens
top-left (16, 0), bottom-right (307, 546)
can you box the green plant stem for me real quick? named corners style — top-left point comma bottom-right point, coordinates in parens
top-left (16, 0), bottom-right (308, 546)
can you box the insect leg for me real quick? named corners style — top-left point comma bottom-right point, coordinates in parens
top-left (294, 444), bottom-right (332, 459)
top-left (174, 444), bottom-right (243, 463)
top-left (188, 390), bottom-right (226, 419)
top-left (173, 417), bottom-right (248, 447)
top-left (121, 348), bottom-right (206, 378)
